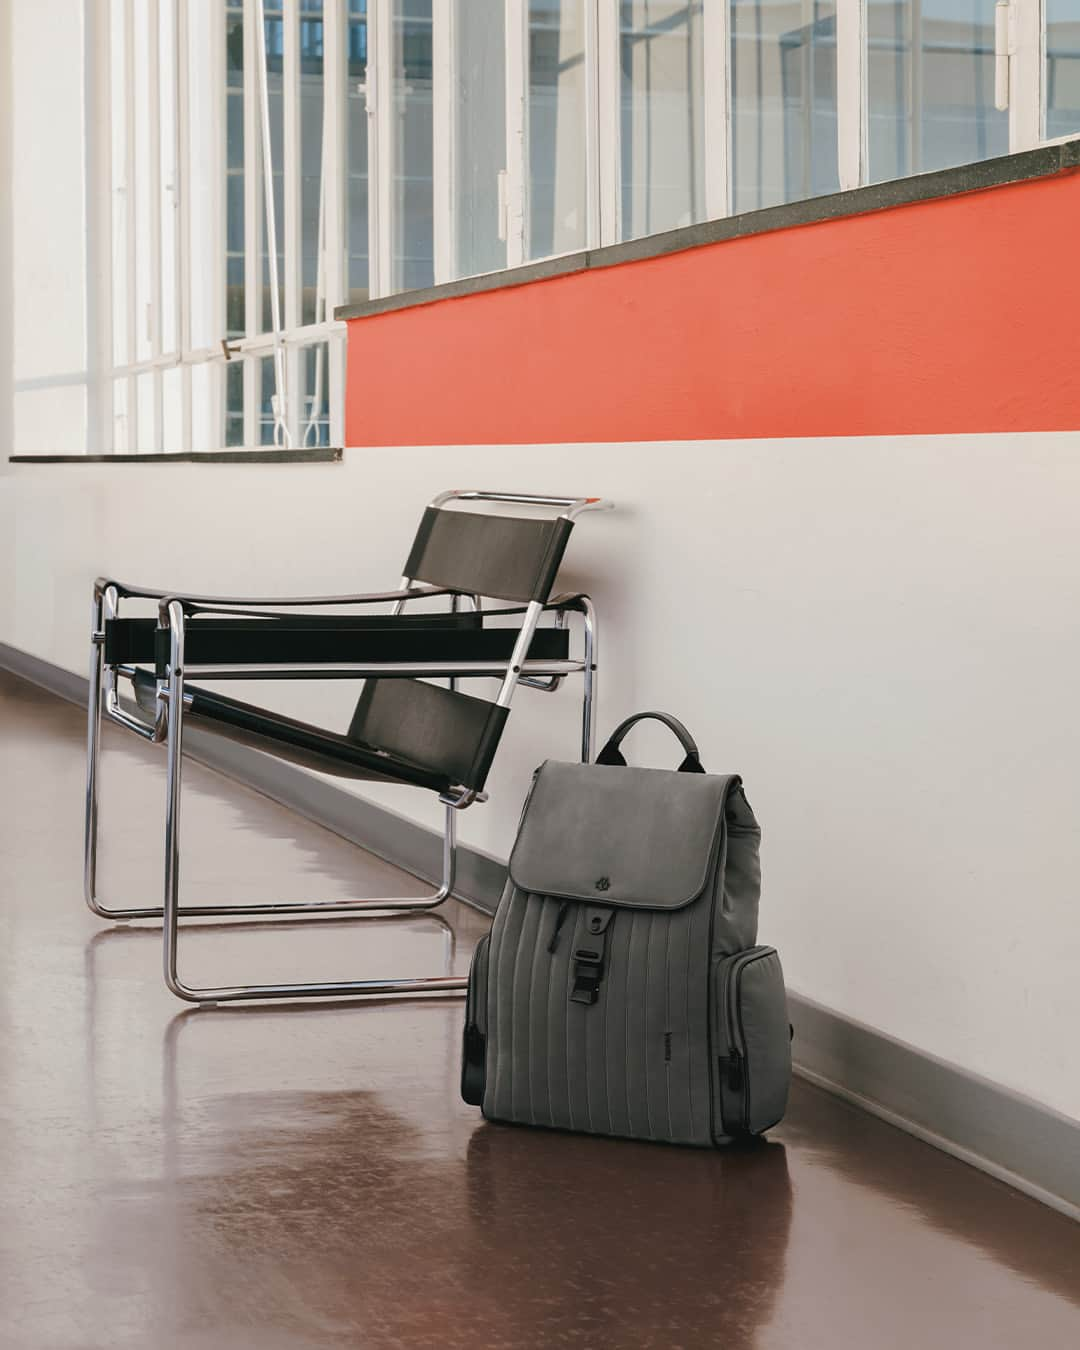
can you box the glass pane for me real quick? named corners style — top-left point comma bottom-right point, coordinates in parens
top-left (137, 373), bottom-right (155, 451)
top-left (730, 0), bottom-right (839, 214)
top-left (528, 0), bottom-right (588, 259)
top-left (226, 175), bottom-right (245, 255)
top-left (452, 0), bottom-right (506, 279)
top-left (225, 257), bottom-right (244, 337)
top-left (189, 0), bottom-right (218, 350)
top-left (225, 1), bottom-right (245, 338)
top-left (191, 364), bottom-right (214, 452)
top-left (300, 343), bottom-right (331, 447)
top-left (619, 1), bottom-right (705, 241)
top-left (1046, 0), bottom-right (1080, 138)
top-left (260, 3), bottom-right (285, 333)
top-left (112, 379), bottom-right (130, 453)
top-left (225, 360), bottom-right (245, 448)
top-left (300, 0), bottom-right (324, 326)
top-left (867, 0), bottom-right (1007, 184)
top-left (392, 0), bottom-right (434, 292)
top-left (347, 1), bottom-right (370, 304)
top-left (162, 367), bottom-right (182, 453)
top-left (259, 354), bottom-right (277, 445)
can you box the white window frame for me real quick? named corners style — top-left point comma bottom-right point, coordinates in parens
top-left (836, 0), bottom-right (1080, 197)
top-left (443, 1), bottom-right (607, 273)
top-left (703, 1), bottom-right (732, 220)
top-left (85, 0), bottom-right (112, 456)
top-left (368, 0), bottom-right (393, 298)
top-left (504, 0), bottom-right (528, 268)
top-left (89, 0), bottom-right (350, 456)
top-left (597, 1), bottom-right (726, 242)
top-left (231, 0), bottom-right (344, 450)
top-left (837, 0), bottom-right (868, 192)
top-left (1008, 0), bottom-right (1045, 151)
top-left (1007, 0), bottom-right (1080, 150)
top-left (37, 0), bottom-right (1080, 456)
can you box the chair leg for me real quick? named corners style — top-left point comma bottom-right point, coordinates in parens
top-left (158, 602), bottom-right (467, 1004)
top-left (84, 593), bottom-right (110, 920)
top-left (580, 595), bottom-right (597, 763)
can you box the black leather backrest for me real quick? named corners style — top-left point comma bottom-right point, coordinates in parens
top-left (349, 679), bottom-right (509, 792)
top-left (403, 507), bottom-right (574, 603)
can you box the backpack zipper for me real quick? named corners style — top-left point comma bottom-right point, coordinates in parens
top-left (546, 900), bottom-right (572, 953)
top-left (720, 946), bottom-right (769, 1134)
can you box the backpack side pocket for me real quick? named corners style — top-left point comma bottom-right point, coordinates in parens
top-left (713, 946), bottom-right (792, 1140)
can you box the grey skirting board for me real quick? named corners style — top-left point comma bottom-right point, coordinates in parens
top-left (2, 639), bottom-right (1077, 1221)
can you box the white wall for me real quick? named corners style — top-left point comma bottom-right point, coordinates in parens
top-left (2, 433), bottom-right (1079, 1123)
top-left (0, 0), bottom-right (13, 471)
top-left (11, 0), bottom-right (87, 455)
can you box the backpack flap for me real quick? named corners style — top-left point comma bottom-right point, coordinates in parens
top-left (508, 759), bottom-right (741, 910)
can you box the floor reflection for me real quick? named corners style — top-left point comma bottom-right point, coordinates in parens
top-left (463, 1126), bottom-right (792, 1350)
top-left (2, 668), bottom-right (1079, 1350)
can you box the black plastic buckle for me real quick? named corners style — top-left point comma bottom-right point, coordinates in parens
top-left (570, 954), bottom-right (604, 1006)
top-left (567, 906), bottom-right (613, 1008)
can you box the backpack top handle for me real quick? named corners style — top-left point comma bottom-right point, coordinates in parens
top-left (595, 711), bottom-right (706, 775)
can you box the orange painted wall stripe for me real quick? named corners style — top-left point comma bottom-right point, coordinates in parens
top-left (345, 168), bottom-right (1080, 446)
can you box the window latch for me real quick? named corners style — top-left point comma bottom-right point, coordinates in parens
top-left (994, 2), bottom-right (1015, 111)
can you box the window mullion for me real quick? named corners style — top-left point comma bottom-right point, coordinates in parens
top-left (124, 0), bottom-right (139, 450)
top-left (1010, 0), bottom-right (1043, 150)
top-left (84, 0), bottom-right (113, 453)
top-left (703, 0), bottom-right (731, 219)
top-left (365, 0), bottom-right (380, 298)
top-left (208, 0), bottom-right (227, 451)
top-left (432, 2), bottom-right (454, 283)
top-left (149, 0), bottom-right (164, 451)
top-left (322, 0), bottom-right (345, 312)
top-left (504, 0), bottom-right (527, 267)
top-left (283, 0), bottom-right (301, 444)
top-left (242, 0), bottom-right (260, 447)
top-left (175, 0), bottom-right (192, 451)
top-left (369, 0), bottom-right (394, 297)
top-left (596, 0), bottom-right (620, 245)
top-left (584, 0), bottom-right (601, 248)
top-left (910, 0), bottom-right (921, 171)
top-left (837, 0), bottom-right (868, 192)
top-left (323, 0), bottom-right (346, 446)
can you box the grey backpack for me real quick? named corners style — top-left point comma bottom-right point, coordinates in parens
top-left (461, 712), bottom-right (792, 1147)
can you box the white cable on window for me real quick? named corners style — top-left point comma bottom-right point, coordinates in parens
top-left (254, 0), bottom-right (291, 448)
top-left (302, 119), bottom-right (327, 448)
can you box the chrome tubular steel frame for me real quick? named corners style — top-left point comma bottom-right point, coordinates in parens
top-left (84, 490), bottom-right (609, 1005)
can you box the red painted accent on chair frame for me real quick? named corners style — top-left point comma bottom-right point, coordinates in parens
top-left (345, 167), bottom-right (1080, 446)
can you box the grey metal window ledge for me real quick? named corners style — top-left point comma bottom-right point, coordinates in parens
top-left (336, 142), bottom-right (1080, 323)
top-left (8, 448), bottom-right (343, 465)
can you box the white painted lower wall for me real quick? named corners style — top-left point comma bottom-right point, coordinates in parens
top-left (3, 433), bottom-right (1080, 1122)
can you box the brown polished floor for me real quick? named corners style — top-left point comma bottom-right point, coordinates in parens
top-left (1, 668), bottom-right (1078, 1350)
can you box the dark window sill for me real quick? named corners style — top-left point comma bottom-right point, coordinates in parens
top-left (8, 448), bottom-right (343, 465)
top-left (335, 142), bottom-right (1080, 322)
